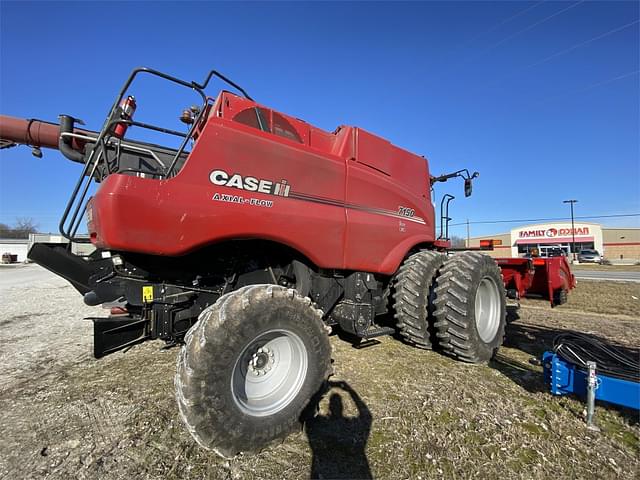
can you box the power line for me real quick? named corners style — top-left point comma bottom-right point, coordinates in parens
top-left (524, 19), bottom-right (639, 70)
top-left (535, 69), bottom-right (639, 104)
top-left (449, 213), bottom-right (640, 227)
top-left (482, 19), bottom-right (640, 90)
top-left (483, 1), bottom-right (585, 52)
top-left (435, 1), bottom-right (575, 81)
top-left (452, 1), bottom-right (546, 51)
top-left (569, 69), bottom-right (640, 95)
top-left (493, 1), bottom-right (546, 27)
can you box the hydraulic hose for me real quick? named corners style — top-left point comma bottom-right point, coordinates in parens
top-left (553, 332), bottom-right (639, 383)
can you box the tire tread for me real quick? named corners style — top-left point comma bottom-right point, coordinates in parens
top-left (433, 252), bottom-right (506, 363)
top-left (392, 250), bottom-right (447, 349)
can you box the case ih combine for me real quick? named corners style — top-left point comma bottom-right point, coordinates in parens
top-left (0, 68), bottom-right (511, 457)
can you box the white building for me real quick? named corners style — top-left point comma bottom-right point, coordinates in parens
top-left (510, 222), bottom-right (602, 258)
top-left (467, 222), bottom-right (640, 263)
top-left (0, 238), bottom-right (29, 262)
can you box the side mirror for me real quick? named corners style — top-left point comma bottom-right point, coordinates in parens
top-left (464, 178), bottom-right (472, 197)
top-left (464, 171), bottom-right (479, 197)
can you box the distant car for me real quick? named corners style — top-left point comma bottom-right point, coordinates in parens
top-left (578, 249), bottom-right (602, 264)
top-left (545, 248), bottom-right (566, 258)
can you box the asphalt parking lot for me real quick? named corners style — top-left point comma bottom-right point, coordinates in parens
top-left (572, 269), bottom-right (640, 282)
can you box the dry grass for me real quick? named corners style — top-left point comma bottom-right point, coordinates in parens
top-left (1, 272), bottom-right (638, 479)
top-left (520, 279), bottom-right (640, 317)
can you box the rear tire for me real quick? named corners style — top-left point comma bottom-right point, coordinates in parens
top-left (553, 288), bottom-right (568, 306)
top-left (392, 250), bottom-right (447, 349)
top-left (434, 252), bottom-right (506, 363)
top-left (175, 285), bottom-right (331, 458)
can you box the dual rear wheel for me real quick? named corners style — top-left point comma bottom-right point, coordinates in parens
top-left (394, 251), bottom-right (506, 363)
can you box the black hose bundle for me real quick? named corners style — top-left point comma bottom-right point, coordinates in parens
top-left (553, 332), bottom-right (640, 383)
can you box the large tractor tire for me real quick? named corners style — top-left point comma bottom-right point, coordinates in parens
top-left (175, 284), bottom-right (332, 458)
top-left (392, 250), bottom-right (447, 349)
top-left (434, 252), bottom-right (506, 363)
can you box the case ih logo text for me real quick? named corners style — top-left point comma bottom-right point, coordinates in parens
top-left (519, 227), bottom-right (590, 238)
top-left (210, 169), bottom-right (291, 197)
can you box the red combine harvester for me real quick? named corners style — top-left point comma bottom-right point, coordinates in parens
top-left (1, 67), bottom-right (509, 457)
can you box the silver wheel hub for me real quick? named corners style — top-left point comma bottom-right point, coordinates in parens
top-left (232, 329), bottom-right (308, 417)
top-left (475, 277), bottom-right (501, 343)
top-left (247, 347), bottom-right (275, 375)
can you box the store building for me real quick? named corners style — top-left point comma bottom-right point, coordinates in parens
top-left (466, 222), bottom-right (640, 263)
top-left (0, 238), bottom-right (29, 262)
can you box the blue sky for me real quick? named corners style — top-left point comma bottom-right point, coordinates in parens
top-left (1, 1), bottom-right (638, 238)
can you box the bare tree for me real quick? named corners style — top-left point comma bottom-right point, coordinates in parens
top-left (0, 223), bottom-right (10, 237)
top-left (0, 218), bottom-right (39, 239)
top-left (450, 235), bottom-right (467, 248)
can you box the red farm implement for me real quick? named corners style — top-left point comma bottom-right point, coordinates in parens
top-left (496, 256), bottom-right (576, 307)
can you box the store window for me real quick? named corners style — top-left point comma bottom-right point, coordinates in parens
top-left (571, 242), bottom-right (595, 252)
top-left (518, 244), bottom-right (536, 255)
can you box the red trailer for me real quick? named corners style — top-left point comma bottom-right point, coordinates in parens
top-left (496, 256), bottom-right (576, 307)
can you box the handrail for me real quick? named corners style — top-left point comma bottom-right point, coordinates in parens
top-left (193, 69), bottom-right (253, 100)
top-left (61, 132), bottom-right (168, 170)
top-left (59, 67), bottom-right (247, 241)
top-left (438, 194), bottom-right (455, 241)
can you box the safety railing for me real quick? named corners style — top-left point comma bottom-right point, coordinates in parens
top-left (59, 67), bottom-right (252, 242)
top-left (438, 194), bottom-right (455, 241)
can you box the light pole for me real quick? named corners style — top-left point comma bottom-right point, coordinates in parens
top-left (563, 199), bottom-right (578, 262)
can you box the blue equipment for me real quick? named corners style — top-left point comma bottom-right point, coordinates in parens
top-left (543, 351), bottom-right (640, 410)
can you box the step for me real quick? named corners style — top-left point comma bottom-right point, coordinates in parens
top-left (361, 325), bottom-right (395, 339)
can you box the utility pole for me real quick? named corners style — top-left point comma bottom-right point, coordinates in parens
top-left (466, 219), bottom-right (470, 247)
top-left (563, 199), bottom-right (578, 262)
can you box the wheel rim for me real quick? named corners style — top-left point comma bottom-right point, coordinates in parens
top-left (474, 277), bottom-right (501, 343)
top-left (231, 329), bottom-right (308, 417)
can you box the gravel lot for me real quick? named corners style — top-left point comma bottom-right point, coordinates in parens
top-left (0, 264), bottom-right (638, 479)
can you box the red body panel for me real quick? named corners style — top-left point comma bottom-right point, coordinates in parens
top-left (496, 257), bottom-right (576, 306)
top-left (88, 92), bottom-right (435, 275)
top-left (496, 258), bottom-right (535, 299)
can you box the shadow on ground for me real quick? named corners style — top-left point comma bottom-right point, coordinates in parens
top-left (303, 380), bottom-right (372, 480)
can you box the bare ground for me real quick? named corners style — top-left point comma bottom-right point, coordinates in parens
top-left (0, 267), bottom-right (638, 479)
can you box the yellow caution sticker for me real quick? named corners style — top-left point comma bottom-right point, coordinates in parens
top-left (142, 286), bottom-right (154, 303)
